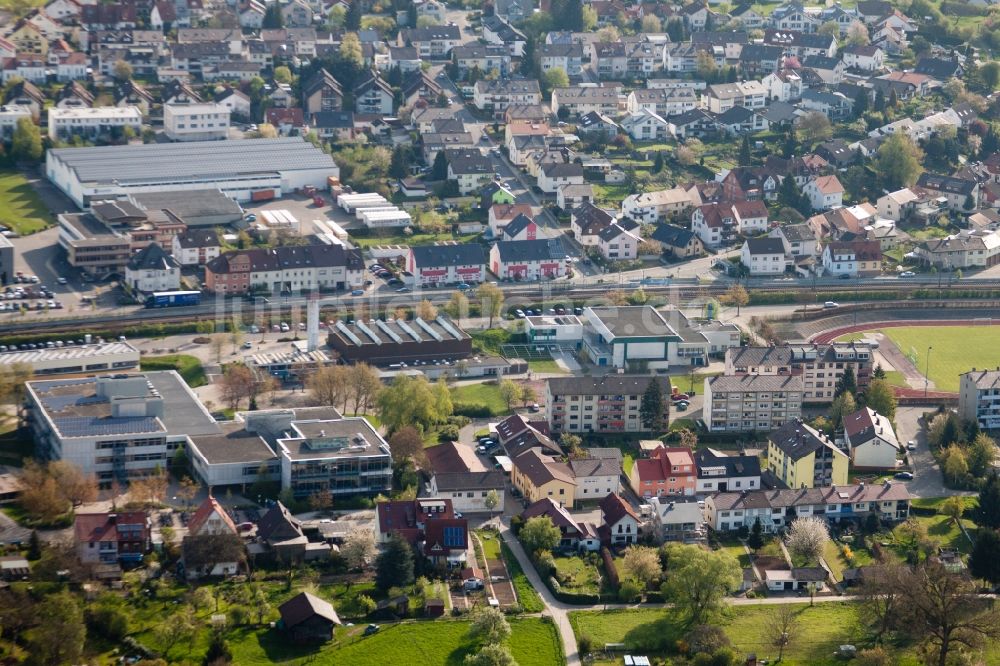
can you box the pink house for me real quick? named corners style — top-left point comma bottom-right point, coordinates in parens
top-left (630, 446), bottom-right (697, 497)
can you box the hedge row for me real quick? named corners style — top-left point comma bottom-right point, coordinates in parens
top-left (452, 402), bottom-right (495, 418)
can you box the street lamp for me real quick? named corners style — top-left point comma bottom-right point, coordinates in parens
top-left (924, 346), bottom-right (933, 398)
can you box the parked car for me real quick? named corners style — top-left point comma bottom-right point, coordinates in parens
top-left (906, 440), bottom-right (917, 451)
top-left (899, 271), bottom-right (916, 278)
top-left (894, 471), bottom-right (914, 480)
top-left (670, 393), bottom-right (690, 401)
top-left (824, 301), bottom-right (839, 309)
top-left (351, 289), bottom-right (364, 296)
top-left (364, 624), bottom-right (380, 636)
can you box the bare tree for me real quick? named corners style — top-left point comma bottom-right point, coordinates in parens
top-left (210, 335), bottom-right (225, 364)
top-left (859, 564), bottom-right (906, 644)
top-left (767, 604), bottom-right (798, 661)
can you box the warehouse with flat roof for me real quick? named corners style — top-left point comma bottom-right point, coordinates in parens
top-left (46, 137), bottom-right (340, 209)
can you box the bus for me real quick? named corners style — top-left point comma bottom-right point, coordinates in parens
top-left (145, 290), bottom-right (202, 308)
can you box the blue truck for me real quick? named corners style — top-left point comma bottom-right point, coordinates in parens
top-left (145, 290), bottom-right (202, 308)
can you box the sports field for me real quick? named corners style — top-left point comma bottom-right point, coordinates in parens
top-left (842, 325), bottom-right (1000, 393)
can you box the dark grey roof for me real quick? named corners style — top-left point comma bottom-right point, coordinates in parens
top-left (916, 172), bottom-right (977, 196)
top-left (914, 56), bottom-right (962, 79)
top-left (715, 105), bottom-right (756, 123)
top-left (502, 213), bottom-right (535, 238)
top-left (651, 224), bottom-right (698, 247)
top-left (311, 111), bottom-right (354, 128)
top-left (279, 592), bottom-right (340, 628)
top-left (778, 223), bottom-right (816, 243)
top-left (745, 237), bottom-right (786, 254)
top-left (207, 243), bottom-right (363, 274)
top-left (403, 25), bottom-right (461, 41)
top-left (694, 449), bottom-right (761, 479)
top-left (127, 242), bottom-right (178, 271)
top-left (801, 55), bottom-right (841, 71)
top-left (494, 238), bottom-right (566, 262)
top-left (175, 229), bottom-right (219, 249)
top-left (768, 420), bottom-right (836, 461)
top-left (548, 374), bottom-right (671, 397)
top-left (569, 456), bottom-right (620, 478)
top-left (432, 471), bottom-right (505, 491)
top-left (410, 243), bottom-right (486, 268)
top-left (739, 43), bottom-right (784, 63)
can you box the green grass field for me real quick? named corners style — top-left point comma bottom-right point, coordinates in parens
top-left (553, 555), bottom-right (602, 595)
top-left (527, 359), bottom-right (566, 374)
top-left (0, 171), bottom-right (53, 235)
top-left (351, 232), bottom-right (479, 249)
top-left (500, 540), bottom-right (545, 613)
top-left (879, 326), bottom-right (1000, 393)
top-left (228, 617), bottom-right (563, 665)
top-left (140, 354), bottom-right (207, 388)
top-left (449, 383), bottom-right (510, 416)
top-left (570, 604), bottom-right (935, 666)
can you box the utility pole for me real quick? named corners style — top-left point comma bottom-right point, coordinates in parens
top-left (924, 346), bottom-right (933, 398)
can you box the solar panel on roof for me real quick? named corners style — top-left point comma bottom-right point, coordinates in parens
top-left (53, 416), bottom-right (163, 437)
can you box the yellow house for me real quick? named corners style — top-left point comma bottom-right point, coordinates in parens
top-left (8, 22), bottom-right (47, 55)
top-left (511, 449), bottom-right (576, 509)
top-left (766, 420), bottom-right (848, 488)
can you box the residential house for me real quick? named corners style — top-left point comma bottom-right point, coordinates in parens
top-left (876, 187), bottom-right (921, 222)
top-left (647, 497), bottom-right (706, 542)
top-left (354, 72), bottom-right (394, 116)
top-left (511, 449), bottom-right (576, 508)
top-left (762, 69), bottom-right (803, 102)
top-left (374, 498), bottom-right (468, 566)
top-left (539, 42), bottom-right (584, 77)
top-left (56, 81), bottom-right (94, 110)
top-left (172, 229), bottom-right (220, 266)
top-left (473, 79), bottom-right (541, 118)
top-left (521, 498), bottom-right (601, 551)
top-left (537, 162), bottom-right (584, 194)
top-left (446, 148), bottom-right (494, 195)
top-left (599, 493), bottom-right (640, 547)
top-left (569, 452), bottom-right (622, 501)
top-left (630, 446), bottom-right (697, 498)
top-left (301, 68), bottom-right (342, 120)
top-left (769, 223), bottom-right (820, 259)
top-left (481, 15), bottom-right (526, 57)
top-left (281, 0), bottom-right (313, 27)
top-left (721, 166), bottom-right (778, 201)
top-left (693, 199), bottom-right (769, 249)
top-left (704, 374), bottom-right (804, 432)
top-left (125, 242), bottom-right (181, 294)
top-left (214, 88), bottom-right (251, 120)
top-left (914, 229), bottom-right (1000, 270)
top-left (763, 29), bottom-right (837, 58)
top-left (426, 471), bottom-right (506, 513)
top-left (620, 109), bottom-right (670, 141)
top-left (571, 202), bottom-right (617, 246)
top-left (668, 108), bottom-right (718, 139)
top-left (75, 511), bottom-right (150, 565)
top-left (181, 495), bottom-right (242, 579)
top-left (489, 203), bottom-right (534, 237)
top-left (407, 243), bottom-right (487, 286)
top-left (800, 89), bottom-right (853, 119)
top-left (557, 183), bottom-right (594, 211)
top-left (701, 81), bottom-right (766, 114)
top-left (741, 237), bottom-right (788, 275)
top-left (842, 44), bottom-right (884, 71)
top-left (713, 105), bottom-right (770, 136)
top-left (821, 240), bottom-right (881, 277)
top-left (706, 482), bottom-right (911, 532)
top-left (551, 85), bottom-right (623, 118)
top-left (623, 188), bottom-right (692, 224)
top-left (914, 55), bottom-right (963, 80)
top-left (740, 44), bottom-right (786, 77)
top-left (451, 44), bottom-right (510, 77)
top-left (765, 568), bottom-right (827, 592)
top-left (804, 174), bottom-right (845, 211)
top-left (597, 221), bottom-right (642, 261)
top-left (765, 419), bottom-right (849, 488)
top-left (770, 2), bottom-right (820, 33)
top-left (399, 25), bottom-right (461, 58)
top-left (915, 172), bottom-right (979, 211)
top-left (844, 407), bottom-right (899, 470)
top-left (204, 244), bottom-right (364, 295)
top-left (651, 224), bottom-right (705, 259)
top-left (628, 87), bottom-right (698, 118)
top-left (489, 238), bottom-right (567, 281)
top-left (694, 448), bottom-right (761, 494)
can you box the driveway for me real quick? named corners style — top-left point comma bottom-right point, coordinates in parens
top-left (893, 406), bottom-right (972, 499)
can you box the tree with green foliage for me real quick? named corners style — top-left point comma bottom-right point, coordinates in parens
top-left (11, 117), bottom-right (42, 162)
top-left (873, 364), bottom-right (886, 380)
top-left (377, 373), bottom-right (452, 433)
top-left (738, 136), bottom-right (751, 166)
top-left (345, 0), bottom-right (362, 30)
top-left (519, 515), bottom-right (561, 556)
top-left (968, 434), bottom-right (998, 478)
top-left (747, 517), bottom-right (764, 553)
top-left (722, 283), bottom-right (749, 316)
top-left (263, 2), bottom-right (283, 28)
top-left (431, 149), bottom-right (449, 180)
top-left (375, 533), bottom-right (414, 591)
top-left (469, 606), bottom-right (511, 643)
top-left (27, 591), bottom-right (85, 665)
top-left (875, 132), bottom-right (924, 190)
top-left (541, 67), bottom-right (569, 98)
top-left (862, 378), bottom-right (896, 422)
top-left (830, 391), bottom-right (858, 429)
top-left (653, 151), bottom-right (665, 173)
top-left (389, 145), bottom-right (410, 179)
top-left (976, 471), bottom-right (1000, 529)
top-left (778, 173), bottom-right (806, 214)
top-left (499, 379), bottom-right (522, 411)
top-left (27, 529), bottom-right (41, 560)
top-left (661, 543), bottom-right (742, 626)
top-left (970, 528), bottom-right (1000, 586)
top-left (465, 644), bottom-right (518, 666)
top-left (834, 366), bottom-right (856, 399)
top-left (639, 378), bottom-right (666, 432)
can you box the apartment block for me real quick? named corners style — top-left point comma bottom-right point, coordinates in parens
top-left (959, 369), bottom-right (1000, 430)
top-left (765, 419), bottom-right (849, 488)
top-left (725, 343), bottom-right (873, 404)
top-left (163, 102), bottom-right (230, 141)
top-left (704, 375), bottom-right (803, 433)
top-left (546, 375), bottom-right (671, 434)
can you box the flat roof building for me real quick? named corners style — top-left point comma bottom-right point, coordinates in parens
top-left (128, 189), bottom-right (243, 227)
top-left (327, 315), bottom-right (473, 366)
top-left (187, 408), bottom-right (392, 500)
top-left (46, 137), bottom-right (339, 208)
top-left (25, 371), bottom-right (220, 484)
top-left (0, 342), bottom-right (139, 376)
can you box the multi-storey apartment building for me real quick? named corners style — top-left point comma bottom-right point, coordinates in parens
top-left (725, 343), bottom-right (874, 404)
top-left (163, 102), bottom-right (230, 141)
top-left (48, 106), bottom-right (142, 140)
top-left (959, 369), bottom-right (1000, 430)
top-left (765, 419), bottom-right (849, 488)
top-left (75, 511), bottom-right (151, 565)
top-left (546, 375), bottom-right (671, 434)
top-left (204, 243), bottom-right (364, 294)
top-left (704, 375), bottom-right (803, 432)
top-left (706, 481), bottom-right (911, 533)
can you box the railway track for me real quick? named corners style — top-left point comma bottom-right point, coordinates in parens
top-left (0, 279), bottom-right (997, 339)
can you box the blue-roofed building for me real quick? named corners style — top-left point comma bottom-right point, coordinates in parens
top-left (26, 371), bottom-right (219, 485)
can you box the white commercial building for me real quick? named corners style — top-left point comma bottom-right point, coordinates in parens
top-left (163, 102), bottom-right (230, 141)
top-left (48, 106), bottom-right (143, 141)
top-left (47, 137), bottom-right (339, 208)
top-left (0, 341), bottom-right (139, 376)
top-left (25, 372), bottom-right (220, 483)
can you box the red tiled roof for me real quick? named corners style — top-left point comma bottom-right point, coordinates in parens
top-left (186, 495), bottom-right (237, 536)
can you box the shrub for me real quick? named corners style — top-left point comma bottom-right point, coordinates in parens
top-left (618, 579), bottom-right (642, 603)
top-left (601, 547), bottom-right (620, 590)
top-left (685, 624), bottom-right (730, 656)
top-left (534, 550), bottom-right (556, 578)
top-left (578, 634), bottom-right (593, 655)
top-left (437, 424), bottom-right (460, 441)
top-left (452, 402), bottom-right (493, 418)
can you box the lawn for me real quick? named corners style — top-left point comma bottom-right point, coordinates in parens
top-left (527, 359), bottom-right (566, 374)
top-left (229, 617), bottom-right (563, 666)
top-left (878, 326), bottom-right (1000, 393)
top-left (893, 513), bottom-right (976, 555)
top-left (0, 171), bottom-right (53, 235)
top-left (449, 383), bottom-right (510, 416)
top-left (717, 540), bottom-right (751, 568)
top-left (140, 354), bottom-right (207, 388)
top-left (823, 540), bottom-right (846, 581)
top-left (553, 555), bottom-right (602, 595)
top-left (475, 529), bottom-right (502, 560)
top-left (500, 540), bottom-right (545, 613)
top-left (570, 603), bottom-right (915, 665)
top-left (351, 231), bottom-right (480, 249)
